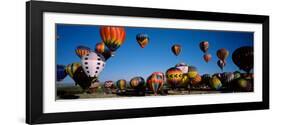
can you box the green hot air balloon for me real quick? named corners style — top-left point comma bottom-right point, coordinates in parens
top-left (209, 76), bottom-right (222, 90)
top-left (116, 79), bottom-right (127, 93)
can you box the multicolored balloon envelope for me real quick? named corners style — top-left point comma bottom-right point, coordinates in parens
top-left (104, 81), bottom-right (114, 89)
top-left (190, 74), bottom-right (202, 85)
top-left (56, 65), bottom-right (67, 81)
top-left (171, 44), bottom-right (181, 56)
top-left (209, 76), bottom-right (222, 90)
top-left (100, 26), bottom-right (126, 51)
top-left (175, 62), bottom-right (189, 74)
top-left (65, 62), bottom-right (81, 79)
top-left (73, 66), bottom-right (92, 91)
top-left (232, 46), bottom-right (253, 73)
top-left (136, 33), bottom-right (149, 48)
top-left (81, 52), bottom-right (106, 79)
top-left (130, 76), bottom-right (145, 90)
top-left (166, 67), bottom-right (183, 89)
top-left (116, 79), bottom-right (127, 91)
top-left (147, 72), bottom-right (165, 95)
top-left (199, 41), bottom-right (209, 53)
top-left (75, 45), bottom-right (91, 58)
top-left (95, 42), bottom-right (113, 61)
top-left (217, 60), bottom-right (226, 71)
top-left (217, 48), bottom-right (229, 61)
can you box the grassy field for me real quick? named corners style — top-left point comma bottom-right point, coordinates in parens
top-left (56, 85), bottom-right (223, 100)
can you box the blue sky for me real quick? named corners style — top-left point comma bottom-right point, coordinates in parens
top-left (56, 24), bottom-right (253, 84)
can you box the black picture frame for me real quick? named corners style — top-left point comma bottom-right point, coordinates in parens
top-left (26, 1), bottom-right (269, 124)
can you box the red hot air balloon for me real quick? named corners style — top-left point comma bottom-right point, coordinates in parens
top-left (95, 42), bottom-right (113, 61)
top-left (171, 44), bottom-right (181, 56)
top-left (217, 48), bottom-right (229, 61)
top-left (199, 41), bottom-right (209, 53)
top-left (100, 26), bottom-right (126, 51)
top-left (75, 45), bottom-right (91, 58)
top-left (203, 53), bottom-right (212, 63)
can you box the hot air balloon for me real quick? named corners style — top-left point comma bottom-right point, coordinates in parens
top-left (175, 62), bottom-right (189, 74)
top-left (187, 66), bottom-right (198, 79)
top-left (136, 33), bottom-right (149, 48)
top-left (221, 72), bottom-right (235, 84)
top-left (81, 52), bottom-right (106, 81)
top-left (199, 41), bottom-right (209, 53)
top-left (89, 81), bottom-right (101, 93)
top-left (202, 74), bottom-right (211, 85)
top-left (147, 72), bottom-right (165, 95)
top-left (232, 46), bottom-right (253, 73)
top-left (203, 53), bottom-right (212, 63)
top-left (56, 65), bottom-right (67, 81)
top-left (179, 74), bottom-right (189, 88)
top-left (104, 81), bottom-right (114, 89)
top-left (65, 62), bottom-right (81, 79)
top-left (95, 42), bottom-right (113, 61)
top-left (190, 74), bottom-right (202, 85)
top-left (209, 76), bottom-right (222, 90)
top-left (116, 79), bottom-right (127, 92)
top-left (171, 44), bottom-right (181, 56)
top-left (129, 77), bottom-right (145, 90)
top-left (166, 67), bottom-right (183, 89)
top-left (73, 66), bottom-right (92, 91)
top-left (236, 78), bottom-right (252, 92)
top-left (217, 48), bottom-right (229, 61)
top-left (233, 71), bottom-right (241, 79)
top-left (100, 26), bottom-right (126, 51)
top-left (76, 45), bottom-right (91, 58)
top-left (217, 60), bottom-right (226, 71)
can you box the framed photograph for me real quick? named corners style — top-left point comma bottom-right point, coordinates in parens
top-left (26, 1), bottom-right (269, 124)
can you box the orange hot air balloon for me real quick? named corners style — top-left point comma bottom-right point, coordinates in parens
top-left (95, 42), bottom-right (113, 61)
top-left (203, 53), bottom-right (212, 63)
top-left (217, 48), bottom-right (229, 61)
top-left (171, 44), bottom-right (181, 56)
top-left (190, 74), bottom-right (202, 85)
top-left (75, 46), bottom-right (91, 58)
top-left (147, 72), bottom-right (165, 95)
top-left (100, 26), bottom-right (126, 51)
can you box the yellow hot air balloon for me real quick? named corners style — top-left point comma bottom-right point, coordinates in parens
top-left (209, 76), bottom-right (222, 90)
top-left (65, 62), bottom-right (81, 78)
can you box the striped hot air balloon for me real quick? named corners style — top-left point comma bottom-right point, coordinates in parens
top-left (147, 72), bottom-right (165, 95)
top-left (116, 79), bottom-right (127, 92)
top-left (75, 45), bottom-right (91, 58)
top-left (65, 62), bottom-right (81, 79)
top-left (136, 33), bottom-right (149, 48)
top-left (100, 26), bottom-right (126, 51)
top-left (166, 67), bottom-right (183, 89)
top-left (95, 42), bottom-right (113, 61)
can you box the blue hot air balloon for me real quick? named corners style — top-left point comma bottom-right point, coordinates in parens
top-left (56, 65), bottom-right (67, 81)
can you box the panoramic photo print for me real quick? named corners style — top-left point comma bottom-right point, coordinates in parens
top-left (55, 24), bottom-right (254, 100)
